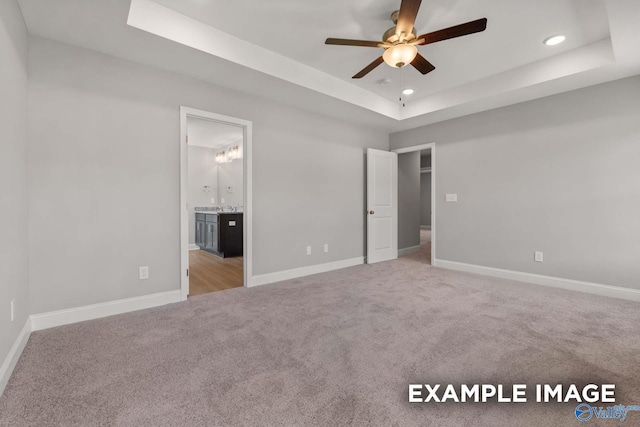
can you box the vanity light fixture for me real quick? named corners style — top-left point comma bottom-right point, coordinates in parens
top-left (215, 151), bottom-right (228, 164)
top-left (215, 145), bottom-right (241, 164)
top-left (227, 145), bottom-right (242, 160)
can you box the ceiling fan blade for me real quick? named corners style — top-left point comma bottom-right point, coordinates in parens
top-left (396, 0), bottom-right (422, 37)
top-left (411, 53), bottom-right (436, 75)
top-left (325, 38), bottom-right (382, 48)
top-left (352, 56), bottom-right (384, 79)
top-left (417, 18), bottom-right (488, 45)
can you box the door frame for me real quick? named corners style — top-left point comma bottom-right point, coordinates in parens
top-left (390, 143), bottom-right (435, 265)
top-left (179, 106), bottom-right (253, 300)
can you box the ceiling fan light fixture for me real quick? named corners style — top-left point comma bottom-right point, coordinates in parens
top-left (543, 34), bottom-right (566, 46)
top-left (325, 2), bottom-right (488, 79)
top-left (383, 44), bottom-right (418, 68)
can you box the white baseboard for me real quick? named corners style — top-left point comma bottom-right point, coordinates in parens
top-left (0, 318), bottom-right (31, 397)
top-left (2, 290), bottom-right (182, 394)
top-left (30, 290), bottom-right (182, 331)
top-left (433, 258), bottom-right (640, 302)
top-left (188, 244), bottom-right (200, 251)
top-left (250, 257), bottom-right (364, 287)
top-left (398, 245), bottom-right (421, 256)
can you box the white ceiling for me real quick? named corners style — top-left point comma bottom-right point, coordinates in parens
top-left (150, 0), bottom-right (610, 100)
top-left (17, 0), bottom-right (640, 132)
top-left (187, 117), bottom-right (243, 150)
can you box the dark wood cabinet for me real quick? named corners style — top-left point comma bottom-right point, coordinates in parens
top-left (218, 213), bottom-right (243, 257)
top-left (195, 212), bottom-right (243, 258)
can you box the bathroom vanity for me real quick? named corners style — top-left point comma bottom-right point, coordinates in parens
top-left (195, 212), bottom-right (243, 258)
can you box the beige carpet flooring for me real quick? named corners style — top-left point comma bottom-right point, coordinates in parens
top-left (1, 247), bottom-right (639, 426)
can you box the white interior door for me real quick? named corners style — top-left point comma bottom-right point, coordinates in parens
top-left (367, 148), bottom-right (398, 264)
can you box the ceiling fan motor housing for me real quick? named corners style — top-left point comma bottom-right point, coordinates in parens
top-left (383, 26), bottom-right (417, 43)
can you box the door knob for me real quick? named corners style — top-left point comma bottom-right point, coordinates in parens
top-left (369, 210), bottom-right (375, 215)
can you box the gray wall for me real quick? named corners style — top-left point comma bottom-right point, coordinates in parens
top-left (0, 0), bottom-right (30, 375)
top-left (420, 172), bottom-right (431, 227)
top-left (397, 152), bottom-right (421, 250)
top-left (27, 37), bottom-right (388, 314)
top-left (391, 75), bottom-right (640, 290)
top-left (187, 145), bottom-right (218, 245)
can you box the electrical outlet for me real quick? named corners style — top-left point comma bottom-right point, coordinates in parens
top-left (534, 251), bottom-right (544, 263)
top-left (306, 246), bottom-right (312, 256)
top-left (139, 266), bottom-right (149, 280)
top-left (324, 244), bottom-right (329, 253)
top-left (445, 193), bottom-right (458, 202)
top-left (10, 299), bottom-right (15, 322)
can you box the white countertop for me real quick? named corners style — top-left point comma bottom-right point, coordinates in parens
top-left (195, 211), bottom-right (243, 215)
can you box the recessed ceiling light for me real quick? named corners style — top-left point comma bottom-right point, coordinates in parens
top-left (402, 88), bottom-right (414, 95)
top-left (543, 34), bottom-right (566, 46)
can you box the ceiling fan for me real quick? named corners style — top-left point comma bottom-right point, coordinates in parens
top-left (325, 0), bottom-right (488, 79)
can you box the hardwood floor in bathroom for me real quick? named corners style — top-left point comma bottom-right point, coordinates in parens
top-left (189, 250), bottom-right (243, 296)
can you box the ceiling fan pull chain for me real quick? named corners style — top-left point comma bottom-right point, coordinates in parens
top-left (399, 66), bottom-right (406, 107)
top-left (399, 66), bottom-right (403, 102)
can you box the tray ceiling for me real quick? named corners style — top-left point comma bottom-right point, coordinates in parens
top-left (17, 0), bottom-right (640, 131)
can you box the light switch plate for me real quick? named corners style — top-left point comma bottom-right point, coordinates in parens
top-left (210, 198), bottom-right (215, 204)
top-left (324, 244), bottom-right (329, 253)
top-left (139, 266), bottom-right (149, 280)
top-left (306, 246), bottom-right (312, 256)
top-left (534, 251), bottom-right (544, 263)
top-left (221, 198), bottom-right (225, 204)
top-left (446, 193), bottom-right (458, 202)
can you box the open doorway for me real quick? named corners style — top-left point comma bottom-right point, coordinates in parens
top-left (392, 143), bottom-right (435, 265)
top-left (179, 107), bottom-right (253, 300)
top-left (418, 150), bottom-right (432, 264)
